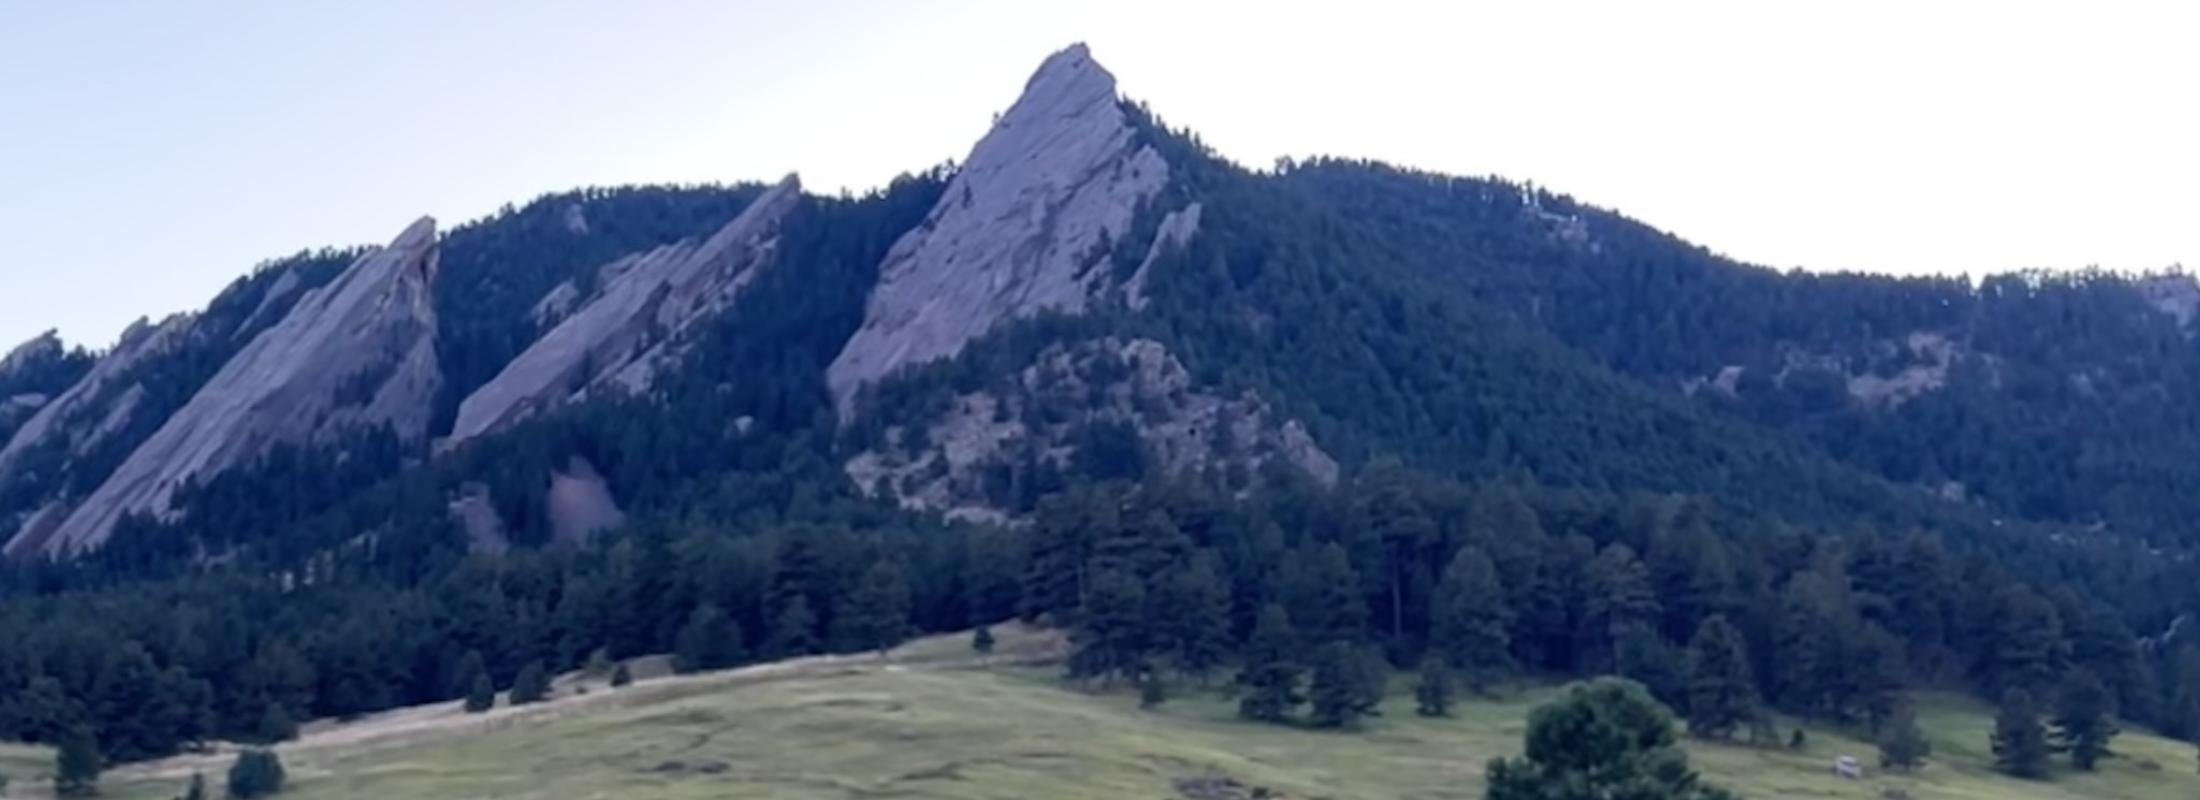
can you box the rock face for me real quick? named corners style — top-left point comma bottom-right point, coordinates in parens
top-left (0, 332), bottom-right (65, 378)
top-left (827, 44), bottom-right (1172, 416)
top-left (0, 315), bottom-right (198, 476)
top-left (447, 176), bottom-right (802, 447)
top-left (846, 338), bottom-right (1338, 523)
top-left (18, 218), bottom-right (443, 556)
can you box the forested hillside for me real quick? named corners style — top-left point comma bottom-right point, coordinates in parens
top-left (1, 44), bottom-right (2196, 796)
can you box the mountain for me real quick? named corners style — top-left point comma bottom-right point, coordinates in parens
top-left (1, 44), bottom-right (2196, 777)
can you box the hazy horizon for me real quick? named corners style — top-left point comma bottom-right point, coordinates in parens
top-left (4, 0), bottom-right (2194, 351)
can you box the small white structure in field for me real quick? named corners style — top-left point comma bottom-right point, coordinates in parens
top-left (1833, 755), bottom-right (1863, 780)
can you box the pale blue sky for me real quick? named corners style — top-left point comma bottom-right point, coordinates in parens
top-left (4, 1), bottom-right (2195, 351)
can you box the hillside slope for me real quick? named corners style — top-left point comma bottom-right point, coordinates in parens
top-left (6, 629), bottom-right (2193, 800)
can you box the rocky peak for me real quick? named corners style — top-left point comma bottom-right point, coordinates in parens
top-left (826, 44), bottom-right (1173, 417)
top-left (0, 331), bottom-right (65, 378)
top-left (0, 314), bottom-right (197, 479)
top-left (17, 217), bottom-right (443, 556)
top-left (447, 175), bottom-right (802, 446)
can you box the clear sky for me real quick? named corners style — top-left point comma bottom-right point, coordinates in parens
top-left (3, 1), bottom-right (2194, 351)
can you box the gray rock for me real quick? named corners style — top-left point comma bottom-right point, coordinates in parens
top-left (0, 314), bottom-right (197, 478)
top-left (1122, 203), bottom-right (1202, 310)
top-left (24, 217), bottom-right (443, 556)
top-left (448, 175), bottom-right (802, 446)
top-left (548, 456), bottom-right (623, 544)
top-left (0, 331), bottom-right (64, 377)
top-left (827, 44), bottom-right (1170, 417)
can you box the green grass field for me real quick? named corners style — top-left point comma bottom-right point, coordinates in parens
top-left (4, 626), bottom-right (2194, 799)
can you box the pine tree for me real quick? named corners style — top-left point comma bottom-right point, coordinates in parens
top-left (449, 649), bottom-right (488, 702)
top-left (1877, 700), bottom-right (1932, 771)
top-left (834, 559), bottom-right (913, 655)
top-left (181, 771), bottom-right (208, 800)
top-left (1485, 678), bottom-right (1737, 800)
top-left (1308, 642), bottom-right (1382, 729)
top-left (2050, 668), bottom-right (2118, 771)
top-left (509, 660), bottom-right (550, 706)
top-left (1615, 622), bottom-right (1686, 709)
top-left (972, 625), bottom-right (997, 661)
top-left (583, 648), bottom-right (613, 679)
top-left (225, 749), bottom-right (285, 799)
top-left (1299, 542), bottom-right (1368, 645)
top-left (1581, 543), bottom-right (1660, 673)
top-left (255, 702), bottom-right (296, 744)
top-left (763, 596), bottom-right (821, 659)
top-left (674, 603), bottom-right (746, 673)
top-left (1415, 654), bottom-right (1455, 718)
top-left (1991, 687), bottom-right (2050, 779)
top-left (1684, 615), bottom-right (1759, 740)
top-left (1151, 552), bottom-right (1231, 683)
top-left (1066, 568), bottom-right (1148, 683)
top-left (610, 662), bottom-right (633, 688)
top-left (464, 673), bottom-right (496, 713)
top-left (53, 726), bottom-right (100, 799)
top-left (1237, 603), bottom-right (1303, 723)
top-left (1430, 547), bottom-right (1514, 693)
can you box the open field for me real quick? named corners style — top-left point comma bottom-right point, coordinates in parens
top-left (3, 626), bottom-right (2194, 799)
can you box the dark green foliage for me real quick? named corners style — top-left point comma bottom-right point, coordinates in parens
top-left (1414, 655), bottom-right (1455, 718)
top-left (1237, 603), bottom-right (1303, 723)
top-left (674, 603), bottom-right (747, 674)
top-left (2051, 668), bottom-right (2118, 771)
top-left (1138, 670), bottom-right (1168, 709)
top-left (1878, 701), bottom-right (1932, 771)
top-left (1484, 678), bottom-right (1735, 800)
top-left (1616, 622), bottom-right (1687, 710)
top-left (1151, 551), bottom-right (1232, 682)
top-left (763, 596), bottom-right (821, 660)
top-left (1430, 547), bottom-right (1513, 693)
top-left (833, 559), bottom-right (913, 654)
top-left (1307, 642), bottom-right (1384, 729)
top-left (254, 703), bottom-right (295, 744)
top-left (508, 661), bottom-right (550, 706)
top-left (1684, 616), bottom-right (1759, 740)
top-left (972, 626), bottom-right (997, 659)
top-left (1066, 569), bottom-right (1148, 683)
top-left (1992, 688), bottom-right (2051, 780)
top-left (54, 726), bottom-right (100, 798)
top-left (181, 772), bottom-right (207, 800)
top-left (463, 675), bottom-right (495, 714)
top-left (609, 663), bottom-right (633, 688)
top-left (225, 749), bottom-right (284, 799)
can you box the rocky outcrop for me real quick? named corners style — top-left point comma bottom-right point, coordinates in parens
top-left (827, 44), bottom-right (1173, 417)
top-left (0, 314), bottom-right (197, 475)
top-left (447, 176), bottom-right (801, 447)
top-left (846, 338), bottom-right (1338, 522)
top-left (0, 332), bottom-right (65, 378)
top-left (20, 217), bottom-right (443, 556)
top-left (2138, 274), bottom-right (2200, 328)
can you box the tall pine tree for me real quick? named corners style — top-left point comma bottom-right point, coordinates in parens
top-left (1237, 603), bottom-right (1303, 724)
top-left (2050, 668), bottom-right (2118, 771)
top-left (1430, 547), bottom-right (1514, 693)
top-left (1991, 687), bottom-right (2050, 779)
top-left (1684, 616), bottom-right (1759, 740)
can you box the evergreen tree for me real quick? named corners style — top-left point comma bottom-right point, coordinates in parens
top-left (1151, 552), bottom-right (1232, 683)
top-left (1485, 678), bottom-right (1737, 800)
top-left (1581, 543), bottom-right (1660, 673)
top-left (1615, 622), bottom-right (1687, 710)
top-left (449, 650), bottom-right (488, 702)
top-left (1430, 546), bottom-right (1514, 693)
top-left (1307, 642), bottom-right (1383, 728)
top-left (1299, 542), bottom-right (1368, 645)
top-left (673, 603), bottom-right (746, 673)
top-left (1991, 688), bottom-right (2050, 779)
top-left (181, 772), bottom-right (208, 800)
top-left (225, 749), bottom-right (285, 799)
top-left (583, 649), bottom-right (613, 679)
top-left (1684, 616), bottom-right (1759, 740)
top-left (1877, 701), bottom-right (1932, 771)
top-left (1415, 654), bottom-right (1455, 718)
top-left (972, 625), bottom-right (997, 661)
top-left (53, 726), bottom-right (100, 799)
top-left (1138, 669), bottom-right (1168, 709)
top-left (1066, 569), bottom-right (1148, 683)
top-left (834, 559), bottom-right (913, 654)
top-left (2050, 668), bottom-right (2118, 771)
top-left (1237, 603), bottom-right (1304, 723)
top-left (508, 660), bottom-right (550, 706)
top-left (463, 674), bottom-right (496, 713)
top-left (763, 596), bottom-right (821, 659)
top-left (254, 703), bottom-right (296, 744)
top-left (609, 662), bottom-right (633, 688)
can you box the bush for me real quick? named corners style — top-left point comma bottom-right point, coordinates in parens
top-left (226, 749), bottom-right (285, 799)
